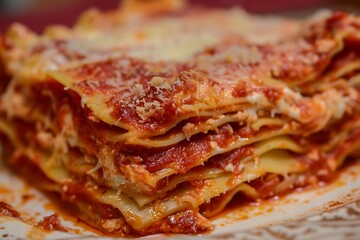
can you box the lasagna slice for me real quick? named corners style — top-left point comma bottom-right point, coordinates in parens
top-left (1, 0), bottom-right (360, 236)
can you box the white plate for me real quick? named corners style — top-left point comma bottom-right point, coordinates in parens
top-left (1, 157), bottom-right (360, 240)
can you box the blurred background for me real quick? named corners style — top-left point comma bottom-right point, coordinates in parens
top-left (0, 0), bottom-right (359, 33)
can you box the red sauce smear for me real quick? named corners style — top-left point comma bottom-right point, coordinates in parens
top-left (36, 214), bottom-right (70, 232)
top-left (0, 202), bottom-right (21, 219)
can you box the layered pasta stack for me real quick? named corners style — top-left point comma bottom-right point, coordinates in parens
top-left (1, 0), bottom-right (360, 236)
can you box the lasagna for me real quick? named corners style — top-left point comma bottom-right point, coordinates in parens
top-left (1, 0), bottom-right (360, 236)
